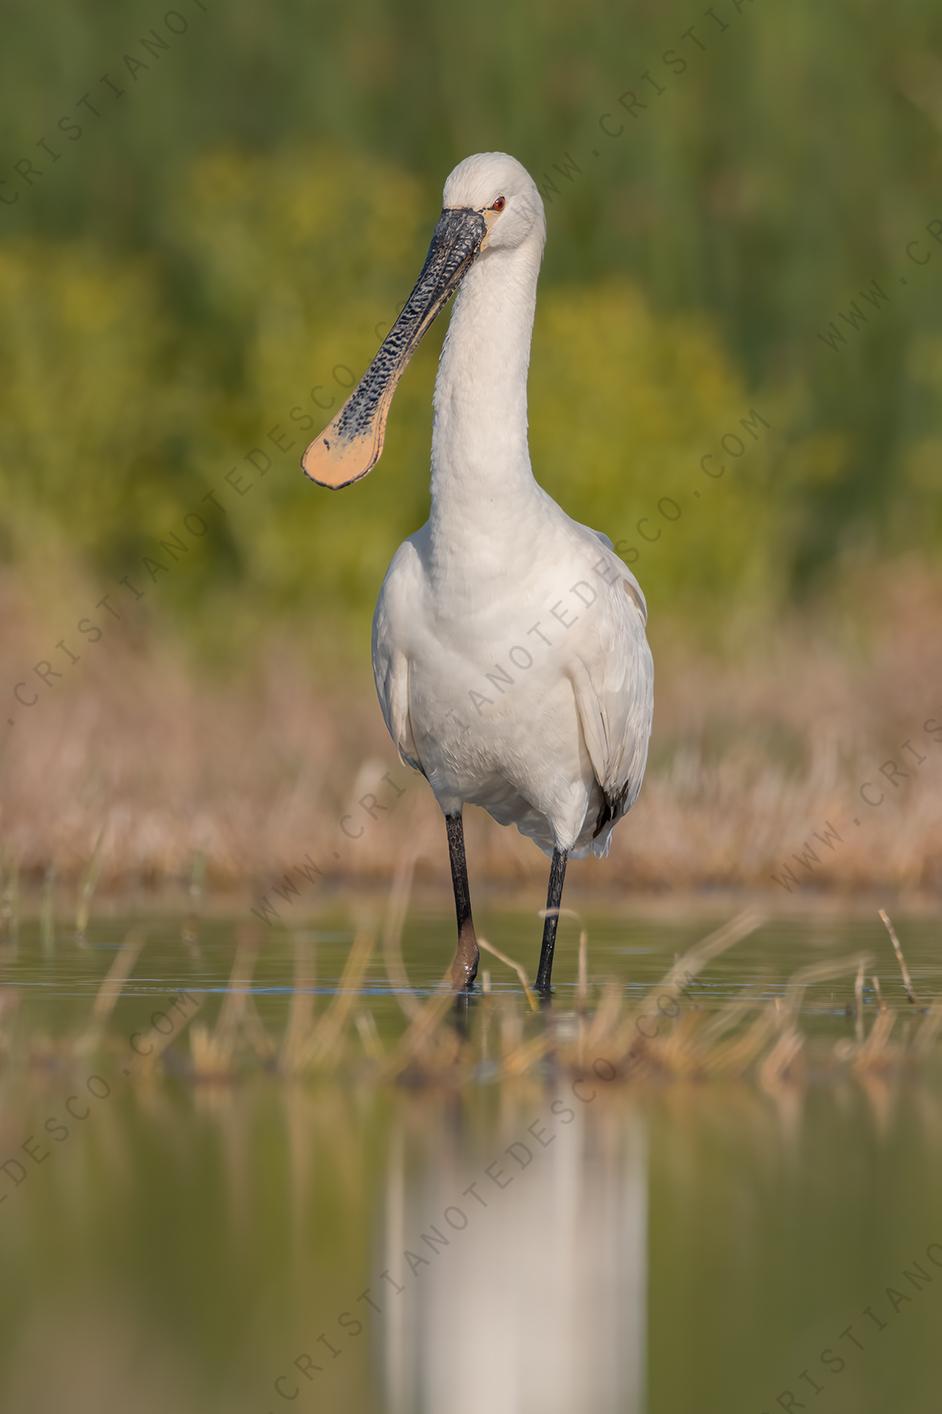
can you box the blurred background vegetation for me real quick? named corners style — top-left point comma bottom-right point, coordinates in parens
top-left (1, 0), bottom-right (940, 653)
top-left (0, 0), bottom-right (940, 886)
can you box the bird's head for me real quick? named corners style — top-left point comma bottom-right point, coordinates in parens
top-left (442, 151), bottom-right (546, 254)
top-left (301, 152), bottom-right (545, 490)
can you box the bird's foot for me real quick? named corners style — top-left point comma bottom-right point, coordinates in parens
top-left (449, 953), bottom-right (479, 993)
top-left (449, 923), bottom-right (479, 992)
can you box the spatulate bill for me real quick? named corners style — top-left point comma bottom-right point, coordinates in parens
top-left (302, 207), bottom-right (486, 490)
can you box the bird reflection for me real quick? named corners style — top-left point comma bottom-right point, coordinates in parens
top-left (381, 1094), bottom-right (647, 1414)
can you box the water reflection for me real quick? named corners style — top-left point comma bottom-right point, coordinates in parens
top-left (0, 1072), bottom-right (940, 1414)
top-left (3, 910), bottom-right (942, 1414)
top-left (382, 1096), bottom-right (647, 1414)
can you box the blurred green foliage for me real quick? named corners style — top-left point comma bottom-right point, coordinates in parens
top-left (0, 0), bottom-right (940, 659)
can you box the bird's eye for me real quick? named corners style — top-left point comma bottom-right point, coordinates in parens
top-left (490, 195), bottom-right (506, 212)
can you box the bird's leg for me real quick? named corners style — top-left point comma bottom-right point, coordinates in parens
top-left (445, 812), bottom-right (479, 991)
top-left (535, 847), bottom-right (569, 995)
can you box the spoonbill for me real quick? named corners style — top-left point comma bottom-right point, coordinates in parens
top-left (303, 152), bottom-right (653, 993)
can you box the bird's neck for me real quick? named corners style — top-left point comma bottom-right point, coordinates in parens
top-left (429, 237), bottom-right (543, 561)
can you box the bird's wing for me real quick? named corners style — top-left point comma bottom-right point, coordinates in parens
top-left (371, 538), bottom-right (425, 775)
top-left (574, 520), bottom-right (648, 623)
top-left (564, 535), bottom-right (653, 834)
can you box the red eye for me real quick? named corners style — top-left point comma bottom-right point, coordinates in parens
top-left (490, 195), bottom-right (506, 212)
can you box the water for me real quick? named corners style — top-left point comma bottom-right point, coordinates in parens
top-left (1, 908), bottom-right (940, 1413)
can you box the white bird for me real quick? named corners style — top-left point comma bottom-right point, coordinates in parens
top-left (303, 152), bottom-right (653, 993)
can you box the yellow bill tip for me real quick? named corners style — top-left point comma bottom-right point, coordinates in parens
top-left (301, 419), bottom-right (386, 490)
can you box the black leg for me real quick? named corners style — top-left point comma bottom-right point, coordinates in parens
top-left (445, 812), bottom-right (479, 990)
top-left (535, 847), bottom-right (568, 994)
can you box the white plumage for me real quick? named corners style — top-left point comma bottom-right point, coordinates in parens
top-left (304, 151), bottom-right (653, 989)
top-left (371, 153), bottom-right (653, 859)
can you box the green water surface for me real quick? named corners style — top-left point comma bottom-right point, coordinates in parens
top-left (0, 908), bottom-right (940, 1414)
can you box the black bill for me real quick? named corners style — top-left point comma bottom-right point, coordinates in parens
top-left (302, 206), bottom-right (486, 489)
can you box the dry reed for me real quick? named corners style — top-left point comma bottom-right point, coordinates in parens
top-left (2, 895), bottom-right (939, 1096)
top-left (2, 567), bottom-right (941, 896)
